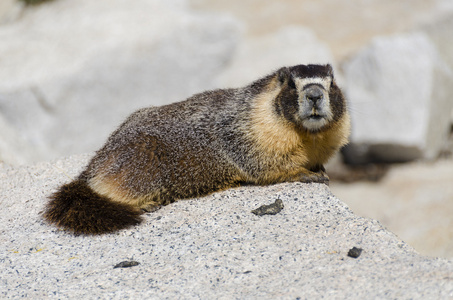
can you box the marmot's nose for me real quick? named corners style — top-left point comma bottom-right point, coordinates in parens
top-left (305, 86), bottom-right (323, 105)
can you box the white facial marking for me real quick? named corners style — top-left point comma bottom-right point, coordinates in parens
top-left (295, 77), bottom-right (331, 89)
top-left (294, 76), bottom-right (334, 131)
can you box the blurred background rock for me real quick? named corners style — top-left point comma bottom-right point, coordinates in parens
top-left (0, 0), bottom-right (452, 258)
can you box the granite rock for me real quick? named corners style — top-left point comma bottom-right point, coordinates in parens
top-left (342, 32), bottom-right (453, 163)
top-left (1, 154), bottom-right (452, 298)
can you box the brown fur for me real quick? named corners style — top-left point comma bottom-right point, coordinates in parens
top-left (43, 64), bottom-right (350, 235)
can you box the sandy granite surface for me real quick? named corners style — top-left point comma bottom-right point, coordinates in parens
top-left (1, 154), bottom-right (453, 299)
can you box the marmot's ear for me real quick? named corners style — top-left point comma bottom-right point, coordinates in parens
top-left (277, 67), bottom-right (296, 89)
top-left (326, 64), bottom-right (334, 77)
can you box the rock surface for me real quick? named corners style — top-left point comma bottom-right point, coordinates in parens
top-left (0, 0), bottom-right (239, 164)
top-left (331, 158), bottom-right (453, 259)
top-left (1, 155), bottom-right (453, 298)
top-left (0, 0), bottom-right (23, 24)
top-left (342, 32), bottom-right (453, 163)
top-left (421, 13), bottom-right (453, 72)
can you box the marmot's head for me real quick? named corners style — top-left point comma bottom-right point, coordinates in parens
top-left (275, 64), bottom-right (346, 132)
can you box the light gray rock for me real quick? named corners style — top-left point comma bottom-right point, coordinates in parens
top-left (0, 0), bottom-right (239, 164)
top-left (1, 155), bottom-right (453, 298)
top-left (422, 13), bottom-right (453, 72)
top-left (0, 113), bottom-right (52, 165)
top-left (216, 26), bottom-right (336, 88)
top-left (0, 0), bottom-right (23, 24)
top-left (331, 158), bottom-right (453, 259)
top-left (342, 32), bottom-right (453, 163)
top-left (421, 13), bottom-right (453, 129)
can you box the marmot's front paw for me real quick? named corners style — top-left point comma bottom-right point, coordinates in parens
top-left (317, 170), bottom-right (330, 186)
top-left (299, 171), bottom-right (330, 185)
top-left (141, 203), bottom-right (162, 213)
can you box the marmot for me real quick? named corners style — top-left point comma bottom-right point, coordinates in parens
top-left (43, 64), bottom-right (350, 235)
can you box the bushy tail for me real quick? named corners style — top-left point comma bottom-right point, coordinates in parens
top-left (43, 180), bottom-right (143, 235)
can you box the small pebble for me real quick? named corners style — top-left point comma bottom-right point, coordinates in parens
top-left (347, 247), bottom-right (363, 258)
top-left (251, 199), bottom-right (284, 216)
top-left (114, 261), bottom-right (140, 268)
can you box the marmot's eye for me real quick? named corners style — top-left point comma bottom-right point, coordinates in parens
top-left (288, 78), bottom-right (296, 89)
